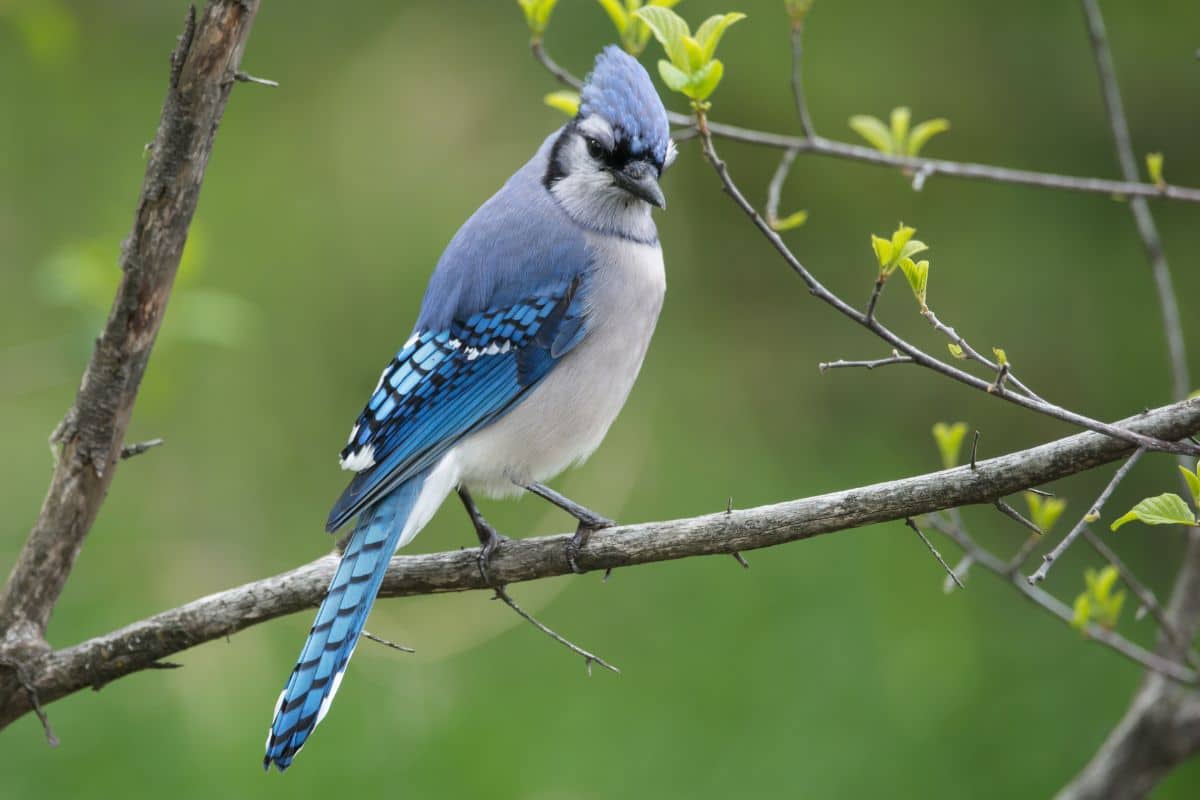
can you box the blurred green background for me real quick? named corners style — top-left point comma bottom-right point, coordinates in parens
top-left (3, 0), bottom-right (1199, 796)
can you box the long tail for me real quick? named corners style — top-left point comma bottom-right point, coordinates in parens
top-left (263, 473), bottom-right (428, 771)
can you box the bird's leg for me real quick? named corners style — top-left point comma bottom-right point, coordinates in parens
top-left (457, 487), bottom-right (508, 585)
top-left (520, 481), bottom-right (615, 574)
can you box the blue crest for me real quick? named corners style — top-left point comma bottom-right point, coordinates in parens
top-left (578, 45), bottom-right (670, 166)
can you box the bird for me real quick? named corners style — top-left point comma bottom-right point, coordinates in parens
top-left (263, 45), bottom-right (675, 771)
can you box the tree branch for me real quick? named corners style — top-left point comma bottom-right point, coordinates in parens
top-left (0, 0), bottom-right (259, 731)
top-left (1, 398), bottom-right (1197, 730)
top-left (1057, 2), bottom-right (1200, 796)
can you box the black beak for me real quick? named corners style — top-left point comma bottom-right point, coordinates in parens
top-left (610, 159), bottom-right (666, 209)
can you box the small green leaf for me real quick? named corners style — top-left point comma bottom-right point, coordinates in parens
top-left (693, 12), bottom-right (746, 63)
top-left (518, 0), bottom-right (560, 36)
top-left (1179, 463), bottom-right (1200, 509)
top-left (1071, 592), bottom-right (1091, 631)
top-left (992, 347), bottom-right (1008, 367)
top-left (1146, 152), bottom-right (1165, 189)
top-left (684, 58), bottom-right (725, 102)
top-left (932, 421), bottom-right (968, 469)
top-left (1084, 511), bottom-right (1100, 523)
top-left (907, 118), bottom-right (950, 156)
top-left (1111, 493), bottom-right (1198, 531)
top-left (682, 35), bottom-right (705, 71)
top-left (771, 209), bottom-right (808, 231)
top-left (889, 107), bottom-right (911, 153)
top-left (1074, 565), bottom-right (1126, 631)
top-left (1025, 492), bottom-right (1067, 533)
top-left (596, 0), bottom-right (629, 35)
top-left (899, 258), bottom-right (929, 308)
top-left (896, 238), bottom-right (928, 262)
top-left (870, 235), bottom-right (893, 270)
top-left (543, 90), bottom-right (581, 116)
top-left (947, 343), bottom-right (965, 359)
top-left (657, 59), bottom-right (690, 92)
top-left (635, 5), bottom-right (691, 70)
top-left (849, 115), bottom-right (893, 154)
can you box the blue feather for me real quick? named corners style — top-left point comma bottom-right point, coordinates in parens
top-left (264, 473), bottom-right (429, 771)
top-left (326, 276), bottom-right (589, 532)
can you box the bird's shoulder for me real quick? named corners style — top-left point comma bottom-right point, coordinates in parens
top-left (415, 132), bottom-right (594, 331)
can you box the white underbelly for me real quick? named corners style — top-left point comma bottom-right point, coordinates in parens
top-left (453, 235), bottom-right (665, 497)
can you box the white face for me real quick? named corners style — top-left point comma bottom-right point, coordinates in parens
top-left (547, 115), bottom-right (674, 241)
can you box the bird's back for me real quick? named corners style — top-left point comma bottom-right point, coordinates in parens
top-left (414, 129), bottom-right (593, 332)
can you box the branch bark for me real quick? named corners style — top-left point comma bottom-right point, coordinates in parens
top-left (2, 398), bottom-right (1197, 731)
top-left (0, 0), bottom-right (259, 724)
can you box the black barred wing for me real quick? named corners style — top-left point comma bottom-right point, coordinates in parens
top-left (325, 277), bottom-right (587, 532)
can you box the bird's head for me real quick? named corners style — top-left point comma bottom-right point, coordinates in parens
top-left (546, 46), bottom-right (676, 235)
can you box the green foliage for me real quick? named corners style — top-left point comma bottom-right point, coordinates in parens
top-left (770, 209), bottom-right (808, 231)
top-left (931, 422), bottom-right (968, 469)
top-left (1024, 492), bottom-right (1067, 534)
top-left (543, 90), bottom-right (580, 116)
top-left (1071, 565), bottom-right (1126, 632)
top-left (992, 347), bottom-right (1008, 367)
top-left (849, 107), bottom-right (950, 157)
top-left (947, 343), bottom-right (966, 359)
top-left (597, 0), bottom-right (683, 56)
top-left (635, 6), bottom-right (745, 107)
top-left (1180, 462), bottom-right (1200, 509)
top-left (1111, 493), bottom-right (1198, 531)
top-left (1146, 152), bottom-right (1165, 189)
top-left (517, 0), bottom-right (559, 38)
top-left (869, 223), bottom-right (926, 277)
top-left (899, 257), bottom-right (929, 309)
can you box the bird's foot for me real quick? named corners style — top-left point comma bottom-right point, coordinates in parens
top-left (519, 482), bottom-right (615, 574)
top-left (475, 522), bottom-right (510, 586)
top-left (564, 517), bottom-right (614, 575)
top-left (457, 487), bottom-right (509, 586)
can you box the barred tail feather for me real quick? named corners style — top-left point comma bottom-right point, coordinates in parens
top-left (263, 472), bottom-right (428, 771)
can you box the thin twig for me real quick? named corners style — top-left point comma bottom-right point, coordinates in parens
top-left (233, 70), bottom-right (278, 87)
top-left (995, 500), bottom-right (1045, 538)
top-left (1081, 0), bottom-right (1190, 406)
top-left (787, 13), bottom-right (816, 140)
top-left (692, 116), bottom-right (1198, 457)
top-left (764, 147), bottom-right (800, 227)
top-left (927, 515), bottom-right (1196, 683)
top-left (491, 585), bottom-right (619, 675)
top-left (969, 431), bottom-right (981, 470)
top-left (360, 630), bottom-right (415, 654)
top-left (731, 552), bottom-right (750, 569)
top-left (1029, 448), bottom-right (1146, 584)
top-left (906, 518), bottom-right (965, 589)
top-left (818, 353), bottom-right (912, 372)
top-left (1080, 527), bottom-right (1200, 668)
top-left (120, 438), bottom-right (164, 460)
top-left (0, 658), bottom-right (57, 747)
top-left (528, 40), bottom-right (1200, 205)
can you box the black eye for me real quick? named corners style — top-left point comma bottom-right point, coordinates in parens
top-left (585, 137), bottom-right (605, 160)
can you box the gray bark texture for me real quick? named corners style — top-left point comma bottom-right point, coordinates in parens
top-left (0, 0), bottom-right (260, 736)
top-left (2, 398), bottom-right (1198, 730)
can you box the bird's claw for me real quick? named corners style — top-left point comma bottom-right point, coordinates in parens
top-left (564, 517), bottom-right (615, 575)
top-left (476, 528), bottom-right (510, 586)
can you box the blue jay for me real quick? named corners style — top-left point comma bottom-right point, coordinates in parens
top-left (263, 46), bottom-right (675, 771)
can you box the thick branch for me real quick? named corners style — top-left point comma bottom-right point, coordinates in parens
top-left (0, 0), bottom-right (259, 696)
top-left (1, 398), bottom-right (1197, 730)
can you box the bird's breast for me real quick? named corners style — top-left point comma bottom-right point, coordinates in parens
top-left (453, 235), bottom-right (665, 496)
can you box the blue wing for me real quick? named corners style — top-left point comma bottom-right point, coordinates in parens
top-left (325, 275), bottom-right (589, 532)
